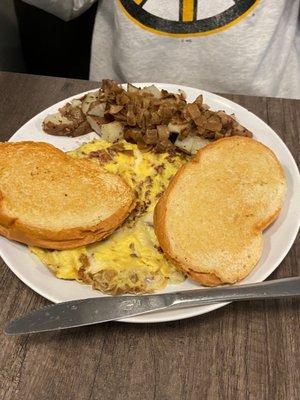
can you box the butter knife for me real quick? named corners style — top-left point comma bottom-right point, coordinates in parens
top-left (5, 277), bottom-right (300, 335)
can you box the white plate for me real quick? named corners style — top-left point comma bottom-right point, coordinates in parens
top-left (1, 83), bottom-right (299, 324)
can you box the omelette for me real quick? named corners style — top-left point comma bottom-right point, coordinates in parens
top-left (31, 139), bottom-right (188, 294)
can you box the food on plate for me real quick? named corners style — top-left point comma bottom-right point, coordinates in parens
top-left (154, 137), bottom-right (287, 287)
top-left (43, 79), bottom-right (252, 154)
top-left (30, 139), bottom-right (187, 294)
top-left (43, 99), bottom-right (92, 137)
top-left (9, 83), bottom-right (285, 295)
top-left (0, 141), bottom-right (135, 249)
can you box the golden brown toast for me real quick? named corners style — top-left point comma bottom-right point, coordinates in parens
top-left (0, 141), bottom-right (135, 249)
top-left (154, 137), bottom-right (286, 286)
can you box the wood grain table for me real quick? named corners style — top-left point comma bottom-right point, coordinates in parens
top-left (0, 71), bottom-right (299, 400)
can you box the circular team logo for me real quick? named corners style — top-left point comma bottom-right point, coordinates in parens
top-left (118, 0), bottom-right (259, 37)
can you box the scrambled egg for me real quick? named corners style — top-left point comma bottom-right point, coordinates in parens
top-left (31, 139), bottom-right (188, 294)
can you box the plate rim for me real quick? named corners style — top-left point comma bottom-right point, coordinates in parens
top-left (1, 82), bottom-right (299, 324)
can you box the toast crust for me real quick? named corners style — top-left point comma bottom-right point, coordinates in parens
top-left (0, 203), bottom-right (133, 249)
top-left (154, 137), bottom-right (286, 286)
top-left (0, 141), bottom-right (135, 249)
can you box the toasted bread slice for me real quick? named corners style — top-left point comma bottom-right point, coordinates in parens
top-left (154, 137), bottom-right (286, 286)
top-left (0, 141), bottom-right (135, 249)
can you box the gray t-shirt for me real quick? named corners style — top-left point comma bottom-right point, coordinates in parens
top-left (23, 0), bottom-right (300, 98)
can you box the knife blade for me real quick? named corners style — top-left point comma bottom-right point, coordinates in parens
top-left (5, 277), bottom-right (300, 335)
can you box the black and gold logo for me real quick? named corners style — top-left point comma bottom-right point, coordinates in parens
top-left (117, 0), bottom-right (259, 37)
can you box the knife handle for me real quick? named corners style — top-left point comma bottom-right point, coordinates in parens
top-left (172, 277), bottom-right (300, 308)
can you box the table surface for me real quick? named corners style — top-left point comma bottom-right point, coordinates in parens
top-left (0, 71), bottom-right (299, 400)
